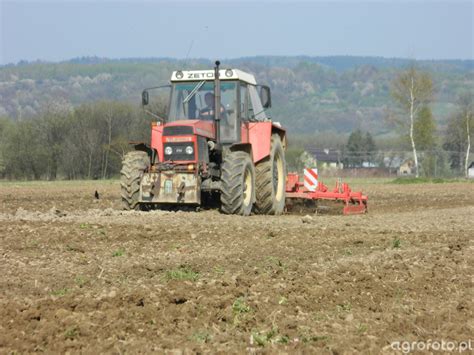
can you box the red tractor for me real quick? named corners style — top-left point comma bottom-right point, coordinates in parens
top-left (121, 61), bottom-right (368, 215)
top-left (121, 61), bottom-right (287, 215)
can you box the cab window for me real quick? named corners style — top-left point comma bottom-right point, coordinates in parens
top-left (240, 83), bottom-right (248, 121)
top-left (248, 85), bottom-right (267, 121)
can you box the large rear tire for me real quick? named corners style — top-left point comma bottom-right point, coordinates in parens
top-left (120, 151), bottom-right (149, 210)
top-left (254, 134), bottom-right (287, 215)
top-left (220, 151), bottom-right (255, 216)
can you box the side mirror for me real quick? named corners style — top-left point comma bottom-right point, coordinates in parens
top-left (141, 90), bottom-right (149, 106)
top-left (260, 85), bottom-right (271, 108)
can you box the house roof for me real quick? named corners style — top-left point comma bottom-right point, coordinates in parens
top-left (400, 159), bottom-right (414, 166)
top-left (306, 148), bottom-right (340, 163)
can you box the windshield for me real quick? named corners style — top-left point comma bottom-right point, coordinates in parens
top-left (168, 81), bottom-right (239, 142)
top-left (169, 81), bottom-right (237, 122)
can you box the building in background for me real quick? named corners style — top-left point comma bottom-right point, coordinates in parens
top-left (398, 159), bottom-right (416, 176)
top-left (305, 148), bottom-right (343, 170)
top-left (468, 161), bottom-right (474, 179)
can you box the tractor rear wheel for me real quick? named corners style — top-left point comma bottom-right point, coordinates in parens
top-left (120, 151), bottom-right (149, 210)
top-left (255, 134), bottom-right (287, 215)
top-left (220, 151), bottom-right (255, 216)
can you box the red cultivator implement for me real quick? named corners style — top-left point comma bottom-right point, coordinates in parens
top-left (285, 170), bottom-right (368, 215)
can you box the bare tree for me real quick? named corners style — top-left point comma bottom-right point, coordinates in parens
top-left (458, 93), bottom-right (473, 178)
top-left (391, 66), bottom-right (434, 178)
top-left (38, 99), bottom-right (72, 180)
top-left (102, 105), bottom-right (114, 179)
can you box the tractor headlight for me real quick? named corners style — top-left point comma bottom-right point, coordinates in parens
top-left (164, 146), bottom-right (173, 155)
top-left (185, 146), bottom-right (194, 155)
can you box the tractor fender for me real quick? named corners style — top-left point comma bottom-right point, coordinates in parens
top-left (229, 143), bottom-right (253, 157)
top-left (129, 142), bottom-right (158, 164)
top-left (245, 122), bottom-right (286, 164)
top-left (150, 123), bottom-right (164, 162)
top-left (271, 124), bottom-right (287, 150)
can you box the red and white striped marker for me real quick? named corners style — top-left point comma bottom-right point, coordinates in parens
top-left (304, 168), bottom-right (319, 192)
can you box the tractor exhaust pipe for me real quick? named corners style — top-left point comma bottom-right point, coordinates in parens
top-left (214, 60), bottom-right (221, 148)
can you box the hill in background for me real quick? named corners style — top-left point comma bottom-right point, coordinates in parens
top-left (1, 56), bottom-right (472, 134)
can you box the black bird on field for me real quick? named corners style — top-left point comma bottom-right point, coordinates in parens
top-left (94, 190), bottom-right (100, 200)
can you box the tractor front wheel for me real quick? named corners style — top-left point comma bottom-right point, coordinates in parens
top-left (254, 134), bottom-right (287, 215)
top-left (120, 151), bottom-right (149, 210)
top-left (220, 151), bottom-right (255, 216)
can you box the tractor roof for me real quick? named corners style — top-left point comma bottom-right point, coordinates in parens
top-left (171, 69), bottom-right (257, 85)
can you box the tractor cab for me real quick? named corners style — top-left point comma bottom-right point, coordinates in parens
top-left (143, 68), bottom-right (271, 144)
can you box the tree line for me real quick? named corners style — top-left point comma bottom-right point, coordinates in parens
top-left (0, 101), bottom-right (160, 180)
top-left (0, 66), bottom-right (472, 180)
top-left (389, 67), bottom-right (473, 178)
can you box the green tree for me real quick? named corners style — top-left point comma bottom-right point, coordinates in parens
top-left (391, 66), bottom-right (434, 178)
top-left (37, 101), bottom-right (72, 180)
top-left (443, 112), bottom-right (465, 172)
top-left (3, 120), bottom-right (48, 179)
top-left (345, 130), bottom-right (377, 167)
top-left (345, 129), bottom-right (364, 167)
top-left (285, 147), bottom-right (305, 172)
top-left (414, 106), bottom-right (437, 176)
top-left (443, 93), bottom-right (474, 176)
top-left (365, 132), bottom-right (377, 165)
top-left (414, 106), bottom-right (436, 150)
top-left (458, 92), bottom-right (473, 178)
top-left (0, 117), bottom-right (13, 177)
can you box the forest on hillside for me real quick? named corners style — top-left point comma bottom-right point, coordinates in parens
top-left (1, 56), bottom-right (472, 134)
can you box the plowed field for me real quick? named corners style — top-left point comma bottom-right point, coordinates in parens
top-left (0, 180), bottom-right (473, 353)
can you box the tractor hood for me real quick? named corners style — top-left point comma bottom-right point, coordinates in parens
top-left (163, 120), bottom-right (215, 139)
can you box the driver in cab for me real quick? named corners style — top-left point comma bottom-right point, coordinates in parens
top-left (199, 92), bottom-right (227, 121)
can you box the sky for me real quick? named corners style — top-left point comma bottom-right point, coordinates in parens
top-left (0, 0), bottom-right (473, 65)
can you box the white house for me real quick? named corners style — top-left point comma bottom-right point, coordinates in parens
top-left (398, 159), bottom-right (415, 176)
top-left (468, 161), bottom-right (474, 179)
